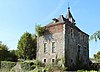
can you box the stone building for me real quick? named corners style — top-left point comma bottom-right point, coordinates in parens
top-left (37, 7), bottom-right (89, 69)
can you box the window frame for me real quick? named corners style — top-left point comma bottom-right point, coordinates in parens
top-left (52, 42), bottom-right (56, 53)
top-left (44, 42), bottom-right (47, 53)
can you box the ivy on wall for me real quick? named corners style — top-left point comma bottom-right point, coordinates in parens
top-left (35, 25), bottom-right (45, 37)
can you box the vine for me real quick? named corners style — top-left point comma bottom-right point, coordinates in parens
top-left (35, 25), bottom-right (45, 37)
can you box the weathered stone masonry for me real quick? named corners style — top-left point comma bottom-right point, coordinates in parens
top-left (37, 7), bottom-right (89, 69)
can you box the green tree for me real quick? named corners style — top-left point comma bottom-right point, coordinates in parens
top-left (17, 32), bottom-right (37, 60)
top-left (94, 51), bottom-right (100, 63)
top-left (90, 30), bottom-right (100, 41)
top-left (0, 42), bottom-right (18, 61)
top-left (90, 31), bottom-right (100, 62)
top-left (0, 42), bottom-right (9, 61)
top-left (9, 50), bottom-right (18, 62)
top-left (0, 41), bottom-right (8, 50)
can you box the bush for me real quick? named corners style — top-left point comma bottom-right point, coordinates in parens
top-left (20, 61), bottom-right (34, 71)
top-left (0, 61), bottom-right (16, 72)
top-left (89, 63), bottom-right (100, 70)
top-left (77, 70), bottom-right (97, 72)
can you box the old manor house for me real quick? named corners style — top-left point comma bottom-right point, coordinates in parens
top-left (37, 7), bottom-right (89, 69)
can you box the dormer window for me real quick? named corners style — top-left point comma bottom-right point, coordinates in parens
top-left (52, 18), bottom-right (59, 23)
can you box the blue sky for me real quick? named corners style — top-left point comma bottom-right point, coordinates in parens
top-left (0, 0), bottom-right (100, 58)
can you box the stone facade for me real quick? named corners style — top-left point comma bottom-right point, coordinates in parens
top-left (37, 23), bottom-right (65, 64)
top-left (37, 7), bottom-right (89, 69)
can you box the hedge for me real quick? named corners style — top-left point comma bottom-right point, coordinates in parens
top-left (0, 61), bottom-right (34, 72)
top-left (20, 61), bottom-right (34, 71)
top-left (0, 61), bottom-right (16, 72)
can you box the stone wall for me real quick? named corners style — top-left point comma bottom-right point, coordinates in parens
top-left (65, 22), bottom-right (89, 69)
top-left (37, 21), bottom-right (89, 69)
top-left (37, 23), bottom-right (65, 64)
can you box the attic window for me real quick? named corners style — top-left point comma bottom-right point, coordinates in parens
top-left (52, 18), bottom-right (59, 23)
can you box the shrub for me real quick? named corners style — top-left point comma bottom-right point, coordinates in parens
top-left (77, 70), bottom-right (97, 72)
top-left (20, 61), bottom-right (34, 71)
top-left (0, 61), bottom-right (16, 72)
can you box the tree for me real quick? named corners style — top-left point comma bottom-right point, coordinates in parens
top-left (9, 50), bottom-right (18, 62)
top-left (94, 51), bottom-right (100, 63)
top-left (0, 42), bottom-right (18, 61)
top-left (0, 42), bottom-right (9, 61)
top-left (0, 41), bottom-right (8, 50)
top-left (90, 30), bottom-right (100, 41)
top-left (90, 31), bottom-right (100, 62)
top-left (17, 32), bottom-right (37, 60)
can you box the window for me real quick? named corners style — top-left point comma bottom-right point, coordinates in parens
top-left (79, 32), bottom-right (82, 40)
top-left (70, 28), bottom-right (74, 38)
top-left (78, 45), bottom-right (81, 53)
top-left (52, 59), bottom-right (55, 63)
top-left (44, 59), bottom-right (46, 63)
top-left (52, 42), bottom-right (56, 53)
top-left (78, 45), bottom-right (83, 54)
top-left (44, 43), bottom-right (47, 53)
top-left (84, 47), bottom-right (87, 56)
top-left (71, 59), bottom-right (73, 63)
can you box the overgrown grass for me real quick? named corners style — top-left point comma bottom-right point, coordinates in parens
top-left (77, 70), bottom-right (98, 72)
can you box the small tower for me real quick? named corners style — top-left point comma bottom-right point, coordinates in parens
top-left (66, 6), bottom-right (75, 23)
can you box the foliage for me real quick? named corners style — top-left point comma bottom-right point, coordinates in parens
top-left (90, 30), bottom-right (100, 41)
top-left (33, 60), bottom-right (44, 67)
top-left (20, 61), bottom-right (34, 71)
top-left (46, 55), bottom-right (67, 72)
top-left (31, 57), bottom-right (66, 72)
top-left (31, 60), bottom-right (45, 71)
top-left (0, 61), bottom-right (35, 72)
top-left (17, 32), bottom-right (37, 60)
top-left (9, 50), bottom-right (18, 62)
top-left (94, 51), bottom-right (100, 63)
top-left (0, 42), bottom-right (17, 61)
top-left (0, 61), bottom-right (16, 72)
top-left (35, 25), bottom-right (45, 36)
top-left (0, 41), bottom-right (8, 50)
top-left (77, 70), bottom-right (98, 72)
